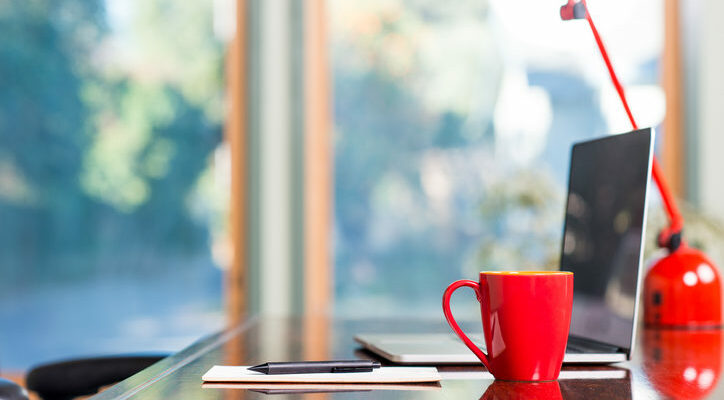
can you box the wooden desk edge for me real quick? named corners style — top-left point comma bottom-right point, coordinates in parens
top-left (90, 316), bottom-right (259, 400)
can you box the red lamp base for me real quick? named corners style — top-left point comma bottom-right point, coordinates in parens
top-left (644, 244), bottom-right (723, 328)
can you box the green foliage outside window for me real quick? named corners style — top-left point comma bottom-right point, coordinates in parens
top-left (0, 0), bottom-right (225, 281)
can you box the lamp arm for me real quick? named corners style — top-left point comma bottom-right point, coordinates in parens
top-left (568, 0), bottom-right (685, 249)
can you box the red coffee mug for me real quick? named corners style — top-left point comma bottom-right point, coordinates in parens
top-left (443, 271), bottom-right (573, 381)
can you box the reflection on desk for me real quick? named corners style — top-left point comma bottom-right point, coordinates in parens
top-left (90, 317), bottom-right (724, 399)
top-left (642, 328), bottom-right (722, 399)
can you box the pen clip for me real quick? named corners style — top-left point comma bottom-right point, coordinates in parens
top-left (331, 366), bottom-right (374, 373)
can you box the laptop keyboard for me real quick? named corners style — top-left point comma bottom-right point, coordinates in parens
top-left (566, 336), bottom-right (620, 354)
top-left (565, 342), bottom-right (586, 353)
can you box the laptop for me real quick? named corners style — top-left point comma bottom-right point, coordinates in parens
top-left (355, 128), bottom-right (655, 364)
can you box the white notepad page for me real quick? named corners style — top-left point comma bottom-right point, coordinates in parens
top-left (202, 366), bottom-right (441, 383)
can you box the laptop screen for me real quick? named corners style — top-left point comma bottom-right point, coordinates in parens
top-left (560, 129), bottom-right (653, 351)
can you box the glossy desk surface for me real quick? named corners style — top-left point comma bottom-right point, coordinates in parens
top-left (93, 317), bottom-right (724, 399)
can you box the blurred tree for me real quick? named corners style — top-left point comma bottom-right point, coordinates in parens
top-left (0, 0), bottom-right (224, 282)
top-left (0, 0), bottom-right (104, 280)
top-left (332, 1), bottom-right (500, 304)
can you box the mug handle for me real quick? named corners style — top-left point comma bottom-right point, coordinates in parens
top-left (442, 279), bottom-right (491, 371)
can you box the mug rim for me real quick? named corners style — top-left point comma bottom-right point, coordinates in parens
top-left (479, 271), bottom-right (572, 276)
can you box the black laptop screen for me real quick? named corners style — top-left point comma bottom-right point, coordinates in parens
top-left (560, 129), bottom-right (653, 351)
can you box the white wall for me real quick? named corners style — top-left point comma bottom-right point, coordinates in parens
top-left (688, 0), bottom-right (724, 218)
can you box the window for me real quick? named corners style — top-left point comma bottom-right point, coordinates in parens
top-left (0, 0), bottom-right (228, 370)
top-left (330, 0), bottom-right (664, 316)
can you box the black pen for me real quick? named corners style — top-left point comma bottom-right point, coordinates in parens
top-left (249, 360), bottom-right (381, 375)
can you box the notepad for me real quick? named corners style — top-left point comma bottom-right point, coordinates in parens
top-left (202, 382), bottom-right (442, 391)
top-left (202, 366), bottom-right (441, 384)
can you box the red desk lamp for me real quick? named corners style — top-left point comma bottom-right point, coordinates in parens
top-left (560, 0), bottom-right (722, 328)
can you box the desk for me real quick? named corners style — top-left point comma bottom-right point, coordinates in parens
top-left (92, 317), bottom-right (724, 399)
